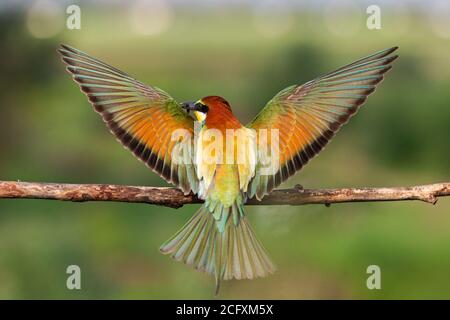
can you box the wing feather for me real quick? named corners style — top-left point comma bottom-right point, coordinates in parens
top-left (59, 44), bottom-right (198, 194)
top-left (247, 47), bottom-right (398, 200)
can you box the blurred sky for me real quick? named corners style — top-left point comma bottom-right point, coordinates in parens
top-left (3, 0), bottom-right (449, 40)
top-left (0, 0), bottom-right (445, 10)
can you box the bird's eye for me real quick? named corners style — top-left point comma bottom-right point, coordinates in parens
top-left (195, 103), bottom-right (209, 113)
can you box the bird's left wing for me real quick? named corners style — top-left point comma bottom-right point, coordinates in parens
top-left (58, 44), bottom-right (198, 194)
top-left (247, 47), bottom-right (398, 200)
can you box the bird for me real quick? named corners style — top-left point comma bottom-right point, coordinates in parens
top-left (58, 44), bottom-right (398, 294)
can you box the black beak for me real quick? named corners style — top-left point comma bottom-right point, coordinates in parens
top-left (181, 101), bottom-right (196, 111)
top-left (181, 101), bottom-right (209, 113)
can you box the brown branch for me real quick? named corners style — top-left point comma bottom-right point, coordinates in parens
top-left (0, 181), bottom-right (448, 209)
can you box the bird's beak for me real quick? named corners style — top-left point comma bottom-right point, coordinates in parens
top-left (181, 101), bottom-right (196, 111)
top-left (181, 101), bottom-right (207, 122)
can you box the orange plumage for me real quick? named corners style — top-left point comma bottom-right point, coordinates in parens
top-left (59, 44), bottom-right (398, 294)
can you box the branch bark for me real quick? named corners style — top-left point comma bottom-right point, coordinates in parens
top-left (0, 181), bottom-right (448, 209)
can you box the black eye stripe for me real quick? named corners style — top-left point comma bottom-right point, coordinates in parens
top-left (195, 103), bottom-right (209, 113)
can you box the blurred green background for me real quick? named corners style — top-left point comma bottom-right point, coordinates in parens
top-left (0, 0), bottom-right (449, 299)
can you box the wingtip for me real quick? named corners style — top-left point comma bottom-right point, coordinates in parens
top-left (384, 55), bottom-right (399, 68)
top-left (378, 46), bottom-right (399, 59)
top-left (388, 46), bottom-right (399, 55)
top-left (58, 44), bottom-right (80, 56)
top-left (386, 54), bottom-right (399, 64)
top-left (58, 43), bottom-right (67, 51)
top-left (57, 44), bottom-right (65, 54)
top-left (60, 43), bottom-right (72, 51)
top-left (57, 44), bottom-right (72, 57)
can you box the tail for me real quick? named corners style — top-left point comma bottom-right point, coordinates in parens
top-left (159, 204), bottom-right (276, 294)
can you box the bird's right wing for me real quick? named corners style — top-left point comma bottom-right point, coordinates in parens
top-left (58, 44), bottom-right (198, 194)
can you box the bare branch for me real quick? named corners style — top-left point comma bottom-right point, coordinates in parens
top-left (0, 181), bottom-right (448, 209)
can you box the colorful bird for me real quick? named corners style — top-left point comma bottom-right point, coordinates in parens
top-left (59, 45), bottom-right (398, 293)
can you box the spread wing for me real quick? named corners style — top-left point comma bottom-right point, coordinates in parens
top-left (247, 47), bottom-right (398, 200)
top-left (58, 44), bottom-right (198, 194)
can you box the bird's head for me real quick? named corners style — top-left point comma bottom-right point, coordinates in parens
top-left (181, 96), bottom-right (232, 122)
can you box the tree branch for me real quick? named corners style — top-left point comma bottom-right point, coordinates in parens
top-left (0, 181), bottom-right (448, 209)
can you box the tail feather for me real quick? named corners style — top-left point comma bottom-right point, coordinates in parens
top-left (160, 204), bottom-right (276, 293)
